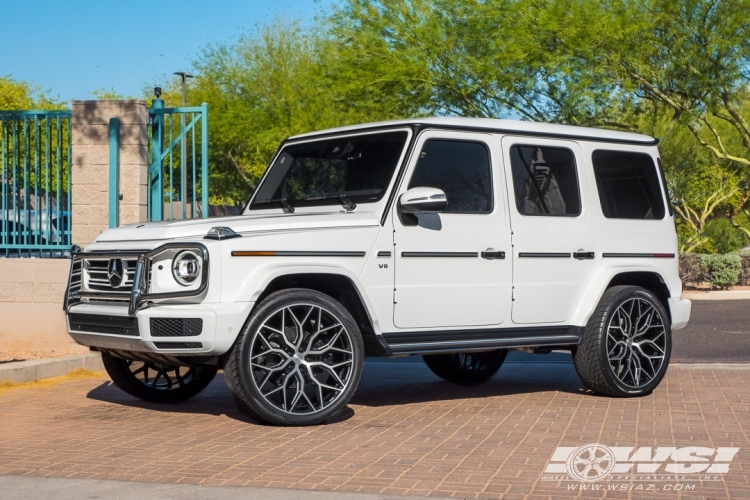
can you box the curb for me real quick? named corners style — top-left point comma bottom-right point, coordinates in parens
top-left (683, 290), bottom-right (750, 301)
top-left (0, 353), bottom-right (104, 383)
top-left (670, 362), bottom-right (750, 370)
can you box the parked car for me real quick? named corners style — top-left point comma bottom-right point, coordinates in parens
top-left (0, 207), bottom-right (71, 247)
top-left (64, 117), bottom-right (691, 426)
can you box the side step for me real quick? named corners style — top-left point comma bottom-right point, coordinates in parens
top-left (380, 326), bottom-right (583, 356)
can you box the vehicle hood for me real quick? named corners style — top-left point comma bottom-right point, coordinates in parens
top-left (95, 211), bottom-right (381, 242)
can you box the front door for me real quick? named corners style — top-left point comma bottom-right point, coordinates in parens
top-left (501, 136), bottom-right (598, 324)
top-left (393, 131), bottom-right (512, 329)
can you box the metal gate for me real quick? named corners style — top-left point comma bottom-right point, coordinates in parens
top-left (147, 100), bottom-right (208, 221)
top-left (0, 110), bottom-right (72, 257)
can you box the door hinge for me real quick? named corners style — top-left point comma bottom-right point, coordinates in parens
top-left (393, 289), bottom-right (398, 304)
top-left (512, 287), bottom-right (515, 301)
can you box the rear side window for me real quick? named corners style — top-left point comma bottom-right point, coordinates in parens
top-left (509, 146), bottom-right (581, 216)
top-left (409, 139), bottom-right (492, 213)
top-left (592, 150), bottom-right (665, 220)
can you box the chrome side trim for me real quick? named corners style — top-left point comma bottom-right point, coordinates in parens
top-left (401, 251), bottom-right (478, 258)
top-left (602, 253), bottom-right (676, 258)
top-left (518, 252), bottom-right (571, 258)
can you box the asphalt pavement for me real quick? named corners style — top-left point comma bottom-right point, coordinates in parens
top-left (672, 299), bottom-right (750, 363)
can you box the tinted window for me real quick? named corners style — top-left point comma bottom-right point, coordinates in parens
top-left (510, 146), bottom-right (580, 216)
top-left (408, 140), bottom-right (492, 213)
top-left (250, 131), bottom-right (408, 210)
top-left (592, 150), bottom-right (665, 220)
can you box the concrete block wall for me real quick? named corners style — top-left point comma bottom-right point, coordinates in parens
top-left (0, 259), bottom-right (87, 352)
top-left (0, 100), bottom-right (150, 353)
top-left (71, 100), bottom-right (148, 247)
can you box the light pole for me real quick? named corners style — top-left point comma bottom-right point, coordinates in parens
top-left (174, 72), bottom-right (193, 219)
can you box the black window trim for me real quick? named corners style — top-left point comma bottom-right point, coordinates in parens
top-left (592, 149), bottom-right (667, 221)
top-left (406, 137), bottom-right (495, 215)
top-left (657, 157), bottom-right (674, 217)
top-left (508, 143), bottom-right (583, 218)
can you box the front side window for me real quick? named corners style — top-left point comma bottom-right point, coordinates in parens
top-left (408, 139), bottom-right (492, 213)
top-left (592, 150), bottom-right (665, 220)
top-left (250, 131), bottom-right (408, 210)
top-left (510, 146), bottom-right (581, 216)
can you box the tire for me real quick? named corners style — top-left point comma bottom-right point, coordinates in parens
top-left (102, 353), bottom-right (218, 403)
top-left (573, 285), bottom-right (672, 397)
top-left (225, 289), bottom-right (365, 426)
top-left (423, 349), bottom-right (508, 385)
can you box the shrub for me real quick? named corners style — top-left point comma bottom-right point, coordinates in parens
top-left (699, 254), bottom-right (742, 290)
top-left (679, 254), bottom-right (707, 286)
top-left (739, 250), bottom-right (750, 286)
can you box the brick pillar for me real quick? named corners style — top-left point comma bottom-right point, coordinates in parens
top-left (71, 100), bottom-right (148, 247)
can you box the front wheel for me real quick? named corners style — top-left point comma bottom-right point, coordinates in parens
top-left (102, 353), bottom-right (218, 403)
top-left (224, 289), bottom-right (365, 426)
top-left (573, 286), bottom-right (671, 397)
top-left (423, 349), bottom-right (508, 385)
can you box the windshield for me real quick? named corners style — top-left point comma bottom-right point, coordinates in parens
top-left (250, 130), bottom-right (409, 210)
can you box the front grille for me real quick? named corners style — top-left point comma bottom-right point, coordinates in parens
top-left (68, 313), bottom-right (140, 336)
top-left (153, 342), bottom-right (203, 349)
top-left (85, 257), bottom-right (138, 293)
top-left (150, 318), bottom-right (203, 337)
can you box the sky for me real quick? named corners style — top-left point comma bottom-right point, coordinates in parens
top-left (1, 0), bottom-right (333, 103)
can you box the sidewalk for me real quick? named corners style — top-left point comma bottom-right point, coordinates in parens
top-left (0, 358), bottom-right (747, 499)
top-left (0, 474), bottom-right (444, 500)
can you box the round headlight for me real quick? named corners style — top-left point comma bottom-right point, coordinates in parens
top-left (172, 250), bottom-right (202, 286)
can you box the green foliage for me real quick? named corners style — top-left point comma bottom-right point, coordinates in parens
top-left (699, 254), bottom-right (743, 290)
top-left (0, 76), bottom-right (65, 110)
top-left (704, 218), bottom-right (748, 253)
top-left (160, 19), bottom-right (427, 205)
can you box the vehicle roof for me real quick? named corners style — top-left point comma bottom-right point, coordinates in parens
top-left (288, 117), bottom-right (657, 145)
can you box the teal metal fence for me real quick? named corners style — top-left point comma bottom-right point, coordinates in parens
top-left (147, 100), bottom-right (208, 221)
top-left (0, 110), bottom-right (72, 258)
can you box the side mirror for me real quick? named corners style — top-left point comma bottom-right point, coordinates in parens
top-left (398, 187), bottom-right (447, 214)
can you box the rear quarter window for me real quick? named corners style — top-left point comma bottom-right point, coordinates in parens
top-left (592, 150), bottom-right (665, 220)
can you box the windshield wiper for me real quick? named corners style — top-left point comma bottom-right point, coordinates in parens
top-left (304, 194), bottom-right (357, 211)
top-left (253, 198), bottom-right (295, 213)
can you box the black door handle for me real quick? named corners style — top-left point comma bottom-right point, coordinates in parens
top-left (481, 250), bottom-right (506, 260)
top-left (573, 251), bottom-right (595, 260)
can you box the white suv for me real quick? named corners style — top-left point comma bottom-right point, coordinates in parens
top-left (65, 117), bottom-right (691, 426)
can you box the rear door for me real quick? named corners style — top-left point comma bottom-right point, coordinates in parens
top-left (501, 137), bottom-right (598, 324)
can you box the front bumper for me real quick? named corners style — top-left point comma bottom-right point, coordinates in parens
top-left (66, 301), bottom-right (254, 356)
top-left (668, 297), bottom-right (691, 331)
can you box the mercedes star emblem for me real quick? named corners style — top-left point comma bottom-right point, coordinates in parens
top-left (107, 258), bottom-right (126, 288)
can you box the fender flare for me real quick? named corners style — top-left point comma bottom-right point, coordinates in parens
top-left (569, 265), bottom-right (672, 327)
top-left (231, 262), bottom-right (384, 336)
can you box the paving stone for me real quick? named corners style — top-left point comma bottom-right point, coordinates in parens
top-left (0, 360), bottom-right (748, 498)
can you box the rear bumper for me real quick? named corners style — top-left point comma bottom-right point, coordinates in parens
top-left (66, 301), bottom-right (254, 356)
top-left (668, 297), bottom-right (691, 331)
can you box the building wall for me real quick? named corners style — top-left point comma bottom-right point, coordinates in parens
top-left (0, 259), bottom-right (86, 352)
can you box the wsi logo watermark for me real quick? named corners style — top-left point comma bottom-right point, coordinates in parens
top-left (542, 444), bottom-right (740, 483)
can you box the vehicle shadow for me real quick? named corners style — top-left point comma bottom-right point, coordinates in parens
top-left (85, 353), bottom-right (585, 423)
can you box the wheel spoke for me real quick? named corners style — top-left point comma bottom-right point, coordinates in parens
top-left (605, 297), bottom-right (667, 389)
top-left (250, 303), bottom-right (355, 415)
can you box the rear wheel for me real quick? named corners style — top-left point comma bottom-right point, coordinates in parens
top-left (573, 286), bottom-right (671, 397)
top-left (102, 353), bottom-right (217, 403)
top-left (423, 349), bottom-right (508, 385)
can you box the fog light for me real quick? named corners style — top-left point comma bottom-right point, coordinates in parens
top-left (172, 250), bottom-right (202, 286)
